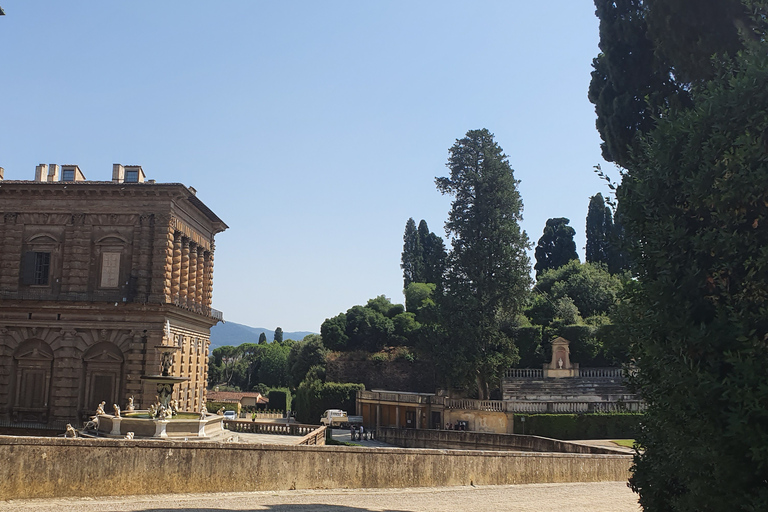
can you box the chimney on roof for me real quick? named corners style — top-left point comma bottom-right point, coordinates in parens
top-left (48, 164), bottom-right (60, 182)
top-left (112, 164), bottom-right (125, 183)
top-left (35, 164), bottom-right (48, 182)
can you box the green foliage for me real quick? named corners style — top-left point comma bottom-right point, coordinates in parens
top-left (534, 217), bottom-right (578, 276)
top-left (320, 295), bottom-right (411, 351)
top-left (504, 326), bottom-right (544, 368)
top-left (257, 341), bottom-right (291, 388)
top-left (273, 327), bottom-right (283, 343)
top-left (293, 380), bottom-right (365, 424)
top-left (616, 20), bottom-right (768, 510)
top-left (513, 413), bottom-right (642, 440)
top-left (258, 332), bottom-right (267, 345)
top-left (267, 388), bottom-right (291, 412)
top-left (287, 334), bottom-right (328, 388)
top-left (320, 313), bottom-right (348, 351)
top-left (533, 260), bottom-right (625, 322)
top-left (435, 129), bottom-right (531, 399)
top-left (401, 217), bottom-right (424, 289)
top-left (418, 219), bottom-right (447, 285)
top-left (585, 193), bottom-right (614, 268)
top-left (205, 401), bottom-right (238, 414)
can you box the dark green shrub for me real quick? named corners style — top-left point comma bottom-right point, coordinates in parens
top-left (293, 381), bottom-right (364, 424)
top-left (513, 412), bottom-right (642, 440)
top-left (267, 388), bottom-right (291, 412)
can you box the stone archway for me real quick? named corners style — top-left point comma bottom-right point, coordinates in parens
top-left (82, 342), bottom-right (125, 415)
top-left (12, 339), bottom-right (54, 423)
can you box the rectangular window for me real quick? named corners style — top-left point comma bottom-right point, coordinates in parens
top-left (61, 169), bottom-right (75, 181)
top-left (100, 252), bottom-right (121, 288)
top-left (124, 169), bottom-right (139, 183)
top-left (23, 251), bottom-right (50, 285)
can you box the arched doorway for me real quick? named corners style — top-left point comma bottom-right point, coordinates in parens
top-left (12, 339), bottom-right (54, 423)
top-left (82, 342), bottom-right (125, 415)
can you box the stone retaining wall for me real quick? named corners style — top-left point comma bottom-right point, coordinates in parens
top-left (376, 427), bottom-right (626, 454)
top-left (0, 435), bottom-right (631, 500)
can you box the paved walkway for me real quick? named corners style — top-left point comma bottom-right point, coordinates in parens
top-left (0, 482), bottom-right (640, 511)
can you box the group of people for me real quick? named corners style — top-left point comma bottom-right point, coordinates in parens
top-left (350, 424), bottom-right (371, 441)
top-left (444, 422), bottom-right (467, 431)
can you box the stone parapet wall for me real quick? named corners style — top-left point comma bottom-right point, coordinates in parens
top-left (0, 435), bottom-right (631, 500)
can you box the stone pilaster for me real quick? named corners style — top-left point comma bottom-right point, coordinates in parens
top-left (1, 213), bottom-right (22, 292)
top-left (149, 215), bottom-right (173, 303)
top-left (65, 214), bottom-right (91, 293)
top-left (50, 329), bottom-right (81, 422)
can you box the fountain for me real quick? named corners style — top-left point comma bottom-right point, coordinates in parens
top-left (88, 327), bottom-right (225, 440)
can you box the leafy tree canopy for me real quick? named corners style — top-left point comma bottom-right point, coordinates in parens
top-left (534, 217), bottom-right (578, 276)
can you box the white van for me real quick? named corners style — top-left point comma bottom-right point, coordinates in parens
top-left (320, 409), bottom-right (349, 427)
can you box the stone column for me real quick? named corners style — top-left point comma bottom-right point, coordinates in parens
top-left (205, 243), bottom-right (215, 308)
top-left (170, 231), bottom-right (182, 303)
top-left (396, 406), bottom-right (400, 428)
top-left (188, 244), bottom-right (198, 309)
top-left (376, 404), bottom-right (381, 429)
top-left (179, 237), bottom-right (190, 306)
top-left (195, 246), bottom-right (205, 308)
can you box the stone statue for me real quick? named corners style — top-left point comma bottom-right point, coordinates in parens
top-left (216, 407), bottom-right (224, 416)
top-left (124, 432), bottom-right (135, 440)
top-left (169, 399), bottom-right (179, 415)
top-left (83, 416), bottom-right (99, 431)
top-left (199, 405), bottom-right (207, 420)
top-left (113, 404), bottom-right (121, 417)
top-left (126, 396), bottom-right (135, 412)
top-left (96, 401), bottom-right (106, 415)
top-left (64, 424), bottom-right (77, 438)
top-left (148, 403), bottom-right (157, 418)
top-left (558, 357), bottom-right (563, 369)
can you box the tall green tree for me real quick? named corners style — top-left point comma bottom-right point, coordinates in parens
top-left (585, 193), bottom-right (613, 268)
top-left (258, 332), bottom-right (267, 345)
top-left (401, 217), bottom-right (423, 288)
top-left (273, 327), bottom-right (283, 343)
top-left (533, 218), bottom-right (578, 276)
top-left (418, 219), bottom-right (447, 284)
top-left (435, 128), bottom-right (532, 399)
top-left (610, 9), bottom-right (768, 509)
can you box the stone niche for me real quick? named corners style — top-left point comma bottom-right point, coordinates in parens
top-left (543, 337), bottom-right (579, 378)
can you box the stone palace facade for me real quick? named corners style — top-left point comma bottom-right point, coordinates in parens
top-left (0, 164), bottom-right (227, 429)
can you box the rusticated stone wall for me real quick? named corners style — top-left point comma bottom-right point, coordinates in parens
top-left (0, 436), bottom-right (632, 500)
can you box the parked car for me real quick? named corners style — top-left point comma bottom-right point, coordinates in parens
top-left (223, 410), bottom-right (237, 420)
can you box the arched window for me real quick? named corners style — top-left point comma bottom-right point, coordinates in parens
top-left (82, 342), bottom-right (124, 414)
top-left (12, 339), bottom-right (54, 423)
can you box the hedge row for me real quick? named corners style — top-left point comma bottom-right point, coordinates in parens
top-left (513, 412), bottom-right (642, 440)
top-left (293, 381), bottom-right (365, 424)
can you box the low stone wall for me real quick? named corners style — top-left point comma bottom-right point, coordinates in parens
top-left (0, 435), bottom-right (631, 500)
top-left (376, 427), bottom-right (626, 455)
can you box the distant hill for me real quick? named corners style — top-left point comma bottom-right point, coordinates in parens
top-left (209, 321), bottom-right (316, 351)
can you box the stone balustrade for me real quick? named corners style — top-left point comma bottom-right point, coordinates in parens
top-left (223, 420), bottom-right (320, 437)
top-left (504, 368), bottom-right (544, 379)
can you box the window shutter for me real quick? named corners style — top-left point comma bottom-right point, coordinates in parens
top-left (22, 251), bottom-right (36, 285)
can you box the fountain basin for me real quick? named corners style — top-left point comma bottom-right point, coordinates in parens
top-left (95, 411), bottom-right (225, 440)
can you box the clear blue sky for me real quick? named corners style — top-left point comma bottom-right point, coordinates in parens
top-left (0, 1), bottom-right (616, 333)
